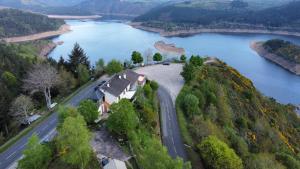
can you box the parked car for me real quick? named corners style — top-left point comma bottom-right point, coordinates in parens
top-left (162, 62), bottom-right (170, 65)
top-left (94, 81), bottom-right (106, 91)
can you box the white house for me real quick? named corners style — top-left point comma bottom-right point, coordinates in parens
top-left (95, 70), bottom-right (146, 115)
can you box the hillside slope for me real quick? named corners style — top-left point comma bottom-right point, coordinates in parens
top-left (177, 58), bottom-right (300, 168)
top-left (0, 9), bottom-right (64, 38)
top-left (134, 1), bottom-right (300, 33)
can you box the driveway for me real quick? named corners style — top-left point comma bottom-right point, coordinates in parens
top-left (135, 64), bottom-right (187, 160)
top-left (0, 76), bottom-right (109, 169)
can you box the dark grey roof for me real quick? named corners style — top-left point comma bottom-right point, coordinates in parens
top-left (100, 69), bottom-right (140, 97)
top-left (123, 69), bottom-right (140, 85)
top-left (90, 89), bottom-right (105, 101)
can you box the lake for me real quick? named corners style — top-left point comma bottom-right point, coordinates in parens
top-left (49, 20), bottom-right (300, 105)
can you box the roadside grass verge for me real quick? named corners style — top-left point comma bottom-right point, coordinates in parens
top-left (0, 80), bottom-right (93, 153)
top-left (175, 86), bottom-right (204, 168)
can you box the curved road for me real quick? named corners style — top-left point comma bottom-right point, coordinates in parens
top-left (0, 77), bottom-right (108, 169)
top-left (135, 64), bottom-right (187, 160)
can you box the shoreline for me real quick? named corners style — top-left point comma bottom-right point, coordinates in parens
top-left (154, 41), bottom-right (185, 55)
top-left (3, 24), bottom-right (71, 43)
top-left (130, 22), bottom-right (300, 37)
top-left (47, 15), bottom-right (101, 20)
top-left (250, 41), bottom-right (300, 75)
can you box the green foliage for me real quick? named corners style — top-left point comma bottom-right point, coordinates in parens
top-left (0, 9), bottom-right (64, 38)
top-left (58, 68), bottom-right (77, 95)
top-left (95, 58), bottom-right (105, 75)
top-left (107, 99), bottom-right (138, 136)
top-left (131, 51), bottom-right (143, 64)
top-left (57, 115), bottom-right (92, 169)
top-left (180, 54), bottom-right (187, 62)
top-left (129, 131), bottom-right (187, 169)
top-left (57, 106), bottom-right (79, 125)
top-left (245, 153), bottom-right (286, 169)
top-left (198, 136), bottom-right (243, 169)
top-left (18, 134), bottom-right (52, 169)
top-left (189, 55), bottom-right (204, 66)
top-left (263, 39), bottom-right (300, 64)
top-left (105, 59), bottom-right (123, 75)
top-left (78, 99), bottom-right (98, 124)
top-left (68, 43), bottom-right (90, 76)
top-left (181, 63), bottom-right (195, 83)
top-left (149, 80), bottom-right (159, 91)
top-left (176, 59), bottom-right (300, 168)
top-left (276, 152), bottom-right (300, 169)
top-left (153, 52), bottom-right (163, 61)
top-left (77, 64), bottom-right (90, 85)
top-left (1, 71), bottom-right (17, 87)
top-left (182, 94), bottom-right (200, 118)
top-left (143, 83), bottom-right (153, 99)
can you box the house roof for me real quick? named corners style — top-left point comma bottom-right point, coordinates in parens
top-left (100, 70), bottom-right (141, 97)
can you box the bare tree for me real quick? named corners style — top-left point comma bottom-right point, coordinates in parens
top-left (10, 95), bottom-right (34, 124)
top-left (144, 48), bottom-right (153, 65)
top-left (23, 63), bottom-right (59, 109)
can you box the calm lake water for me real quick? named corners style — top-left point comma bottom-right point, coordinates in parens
top-left (49, 20), bottom-right (300, 105)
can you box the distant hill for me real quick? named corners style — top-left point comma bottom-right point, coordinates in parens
top-left (134, 0), bottom-right (300, 32)
top-left (0, 9), bottom-right (64, 38)
top-left (0, 0), bottom-right (161, 17)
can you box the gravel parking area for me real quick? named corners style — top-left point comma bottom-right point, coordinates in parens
top-left (91, 126), bottom-right (129, 161)
top-left (135, 63), bottom-right (184, 103)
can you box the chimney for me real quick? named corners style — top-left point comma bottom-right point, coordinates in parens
top-left (107, 83), bottom-right (110, 87)
top-left (118, 75), bottom-right (122, 79)
top-left (123, 74), bottom-right (126, 79)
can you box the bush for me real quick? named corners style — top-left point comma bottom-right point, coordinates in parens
top-left (189, 55), bottom-right (203, 66)
top-left (78, 99), bottom-right (99, 124)
top-left (275, 152), bottom-right (300, 169)
top-left (150, 81), bottom-right (159, 91)
top-left (198, 136), bottom-right (243, 169)
top-left (183, 94), bottom-right (200, 118)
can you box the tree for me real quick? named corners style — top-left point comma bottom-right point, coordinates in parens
top-left (57, 115), bottom-right (92, 169)
top-left (2, 71), bottom-right (17, 87)
top-left (131, 51), bottom-right (143, 64)
top-left (180, 54), bottom-right (187, 62)
top-left (10, 95), bottom-right (34, 124)
top-left (77, 64), bottom-right (90, 85)
top-left (78, 100), bottom-right (99, 124)
top-left (107, 99), bottom-right (138, 136)
top-left (181, 63), bottom-right (195, 83)
top-left (58, 68), bottom-right (77, 95)
top-left (198, 136), bottom-right (243, 169)
top-left (105, 59), bottom-right (123, 75)
top-left (150, 81), bottom-right (159, 91)
top-left (190, 55), bottom-right (204, 66)
top-left (95, 58), bottom-right (105, 75)
top-left (57, 106), bottom-right (79, 125)
top-left (143, 83), bottom-right (153, 99)
top-left (153, 52), bottom-right (163, 62)
top-left (58, 56), bottom-right (67, 69)
top-left (18, 134), bottom-right (52, 169)
top-left (183, 94), bottom-right (200, 118)
top-left (144, 48), bottom-right (153, 64)
top-left (23, 63), bottom-right (59, 109)
top-left (68, 43), bottom-right (90, 76)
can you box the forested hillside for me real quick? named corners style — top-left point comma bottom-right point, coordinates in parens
top-left (263, 39), bottom-right (300, 64)
top-left (0, 9), bottom-right (64, 38)
top-left (177, 57), bottom-right (300, 169)
top-left (135, 1), bottom-right (300, 32)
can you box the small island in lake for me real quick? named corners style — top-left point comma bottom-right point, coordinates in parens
top-left (154, 41), bottom-right (185, 55)
top-left (251, 39), bottom-right (300, 75)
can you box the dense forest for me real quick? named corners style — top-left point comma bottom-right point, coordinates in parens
top-left (263, 39), bottom-right (300, 64)
top-left (134, 1), bottom-right (300, 32)
top-left (177, 57), bottom-right (300, 169)
top-left (0, 9), bottom-right (64, 38)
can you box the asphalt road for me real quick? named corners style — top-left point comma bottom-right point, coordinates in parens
top-left (135, 64), bottom-right (187, 160)
top-left (0, 77), bottom-right (107, 169)
top-left (158, 86), bottom-right (187, 160)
